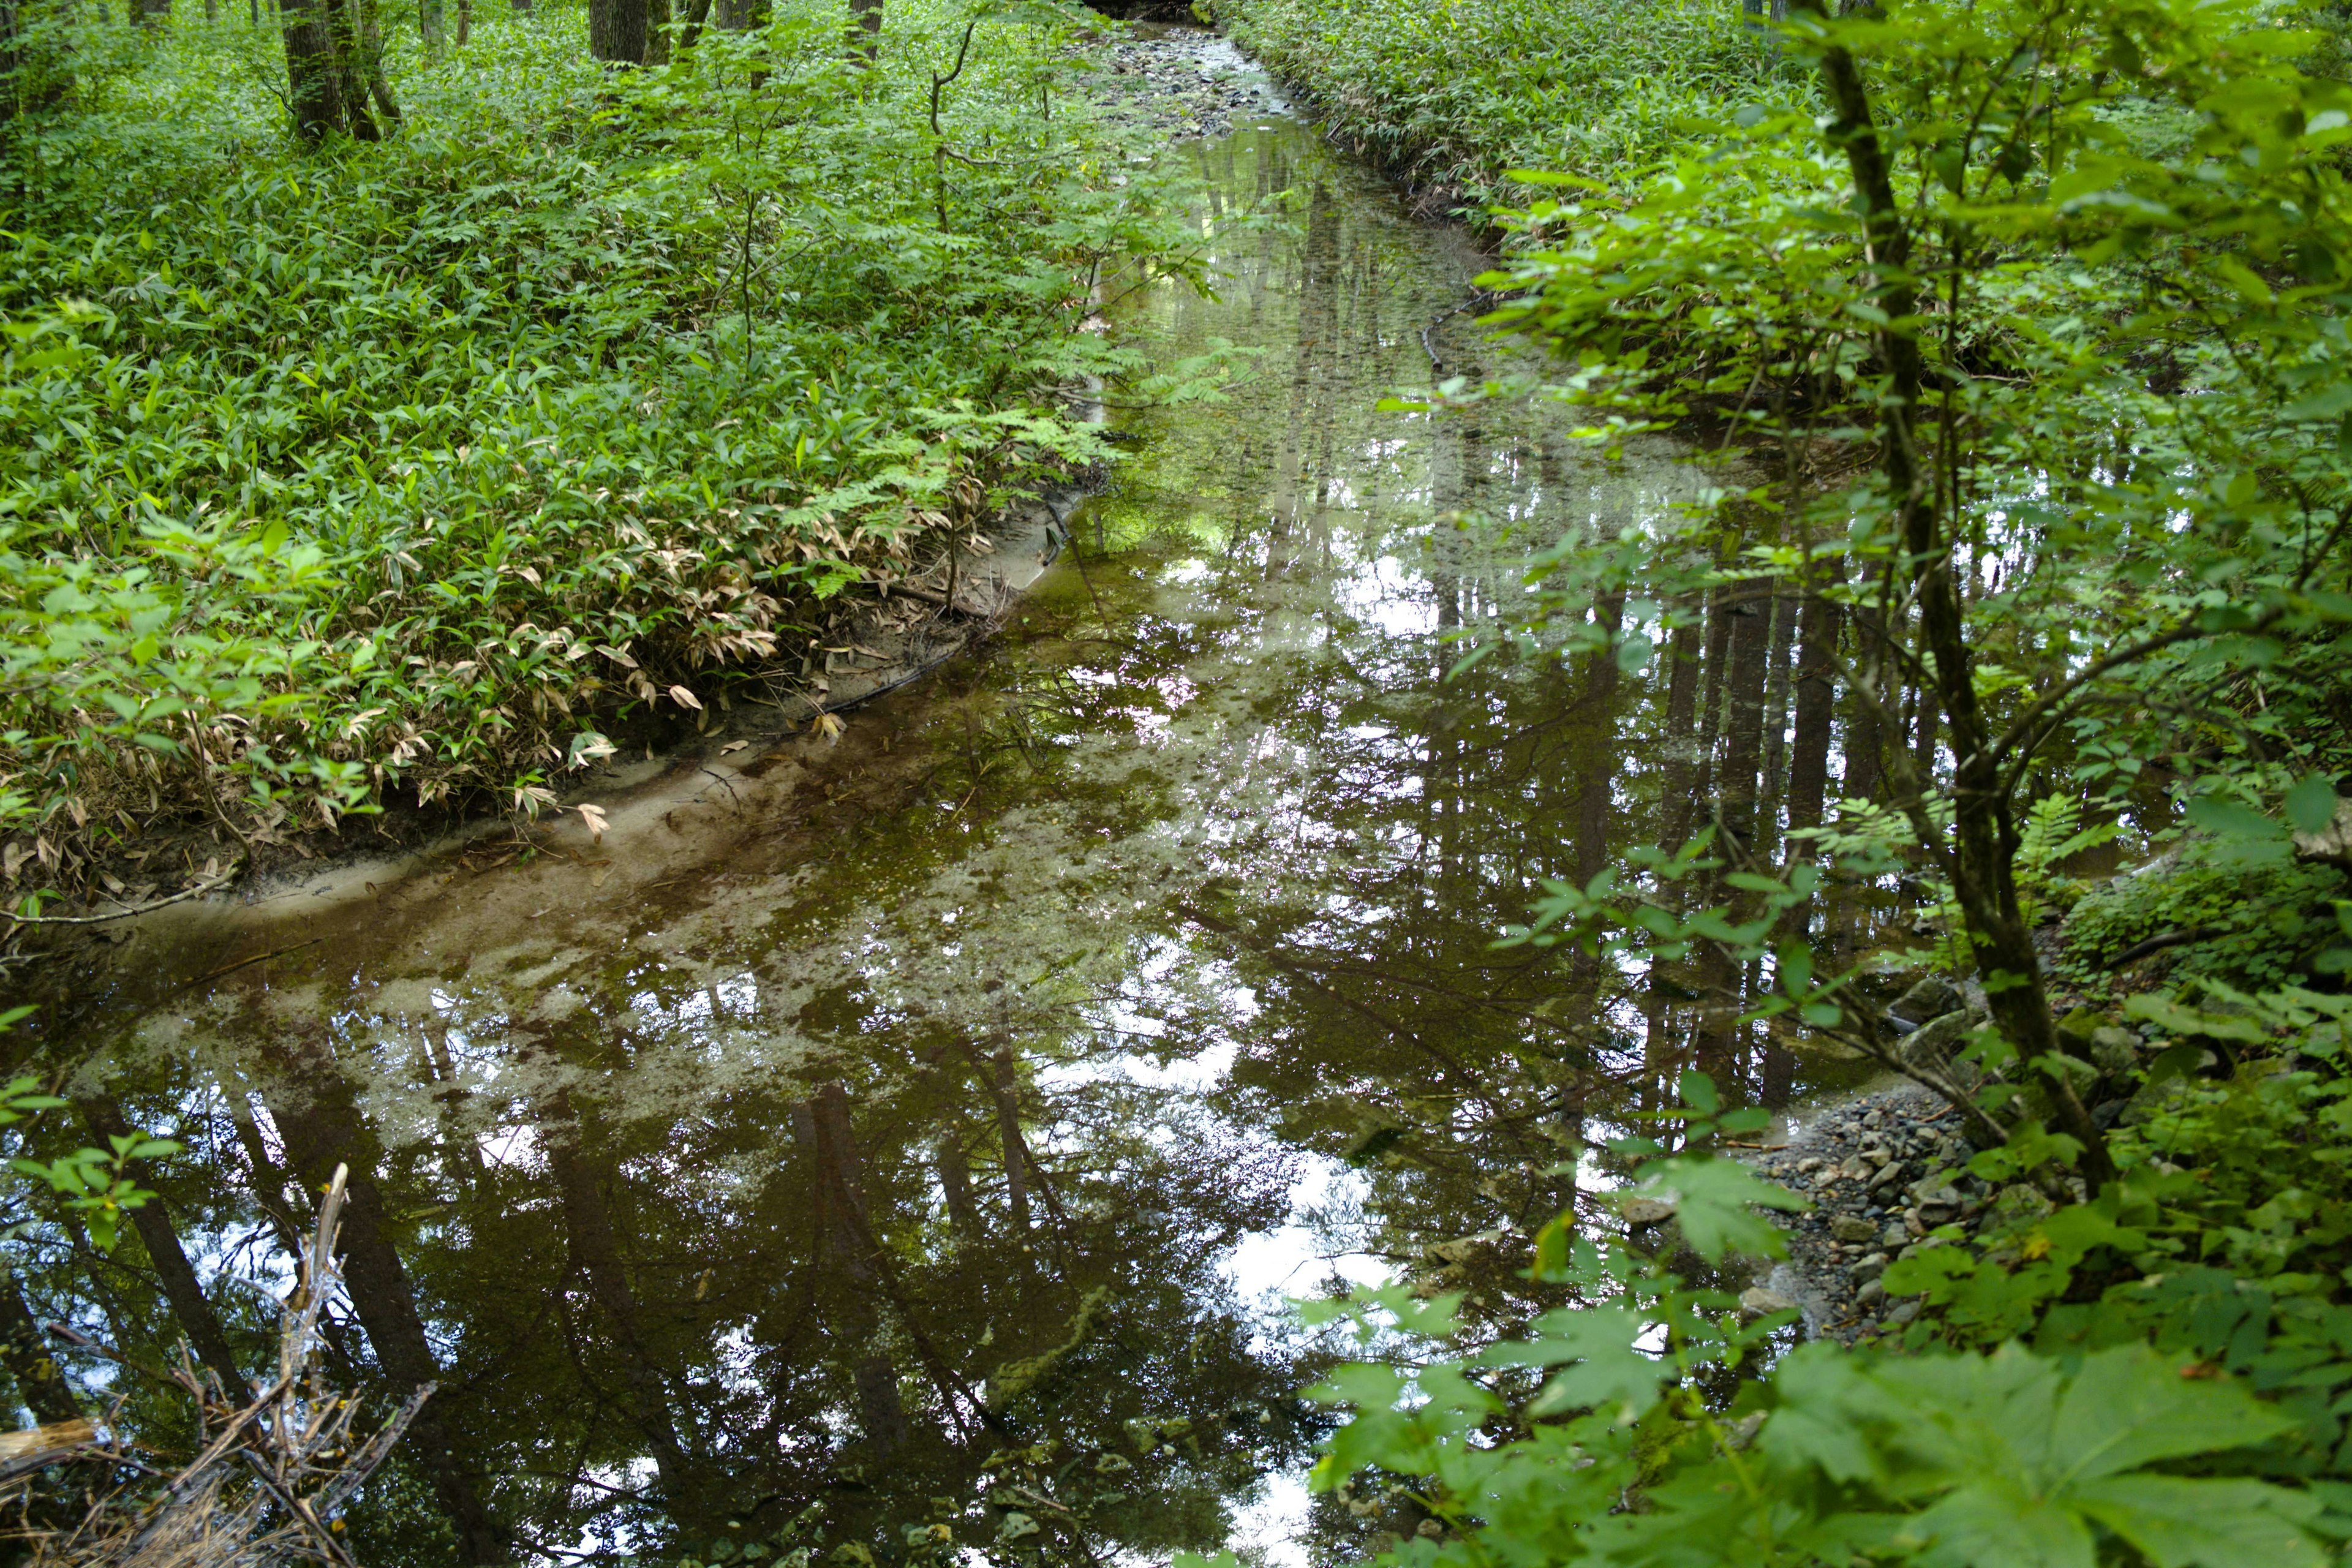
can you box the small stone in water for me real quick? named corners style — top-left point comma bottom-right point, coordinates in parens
top-left (1739, 1287), bottom-right (1798, 1319)
top-left (1622, 1197), bottom-right (1676, 1226)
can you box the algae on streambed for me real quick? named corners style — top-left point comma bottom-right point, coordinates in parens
top-left (18, 108), bottom-right (1872, 1566)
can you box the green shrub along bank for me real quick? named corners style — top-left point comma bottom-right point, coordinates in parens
top-left (1208, 0), bottom-right (2352, 1564)
top-left (0, 1), bottom-right (1183, 907)
top-left (1218, 0), bottom-right (1795, 211)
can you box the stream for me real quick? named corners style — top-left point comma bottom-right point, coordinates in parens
top-left (15, 44), bottom-right (1874, 1568)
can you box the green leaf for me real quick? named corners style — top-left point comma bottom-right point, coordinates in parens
top-left (1627, 1153), bottom-right (1804, 1262)
top-left (2286, 775), bottom-right (2340, 834)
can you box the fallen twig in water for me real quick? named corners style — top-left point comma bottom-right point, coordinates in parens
top-left (2, 1165), bottom-right (432, 1566)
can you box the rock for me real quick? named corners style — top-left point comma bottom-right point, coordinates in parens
top-left (1867, 1161), bottom-right (1909, 1193)
top-left (1889, 976), bottom-right (1961, 1028)
top-left (1796, 1156), bottom-right (1825, 1174)
top-left (1838, 1156), bottom-right (1870, 1182)
top-left (1899, 1009), bottom-right (1972, 1071)
top-left (1738, 1287), bottom-right (1798, 1319)
top-left (2089, 1025), bottom-right (2143, 1079)
top-left (1882, 1224), bottom-right (1908, 1249)
top-left (1621, 1197), bottom-right (1676, 1227)
top-left (1887, 1300), bottom-right (1921, 1327)
top-left (1830, 1215), bottom-right (1879, 1244)
top-left (1860, 1146), bottom-right (1893, 1169)
top-left (1850, 1253), bottom-right (1888, 1284)
top-left (2292, 794), bottom-right (2352, 873)
top-left (1856, 1279), bottom-right (1887, 1310)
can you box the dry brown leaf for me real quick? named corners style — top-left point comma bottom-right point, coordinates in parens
top-left (575, 802), bottom-right (609, 843)
top-left (669, 685), bottom-right (704, 711)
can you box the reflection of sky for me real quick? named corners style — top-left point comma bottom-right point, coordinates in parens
top-left (93, 108), bottom-right (1737, 1568)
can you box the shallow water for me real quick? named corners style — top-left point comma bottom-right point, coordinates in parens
top-left (13, 95), bottom-right (1869, 1568)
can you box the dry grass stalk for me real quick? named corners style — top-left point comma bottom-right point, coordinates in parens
top-left (2, 1164), bottom-right (432, 1567)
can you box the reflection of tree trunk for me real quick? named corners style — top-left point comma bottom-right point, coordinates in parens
top-left (938, 1129), bottom-right (978, 1235)
top-left (262, 1068), bottom-right (510, 1564)
top-left (223, 1091), bottom-right (306, 1256)
top-left (809, 1082), bottom-right (907, 1455)
top-left (0, 1270), bottom-right (80, 1424)
top-left (989, 1048), bottom-right (1029, 1230)
top-left (1758, 587), bottom-right (1797, 859)
top-left (1716, 579), bottom-right (1773, 854)
top-left (77, 1101), bottom-right (244, 1393)
top-left (547, 1117), bottom-right (691, 1494)
top-left (1659, 617), bottom-right (1703, 847)
top-left (1785, 589), bottom-right (1840, 851)
top-left (1572, 589), bottom-right (1624, 890)
top-left (1691, 583), bottom-right (1733, 809)
top-left (1845, 585), bottom-right (1887, 804)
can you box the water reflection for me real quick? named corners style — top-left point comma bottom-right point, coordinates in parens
top-left (12, 116), bottom-right (1871, 1566)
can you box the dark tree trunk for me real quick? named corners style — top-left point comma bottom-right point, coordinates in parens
top-left (848, 0), bottom-right (876, 59)
top-left (1798, 1), bottom-right (2114, 1185)
top-left (1572, 589), bottom-right (1626, 889)
top-left (937, 1129), bottom-right (978, 1235)
top-left (77, 1101), bottom-right (245, 1393)
top-left (281, 0), bottom-right (377, 143)
top-left (1758, 586), bottom-right (1798, 851)
top-left (1692, 581), bottom-right (1735, 810)
top-left (589, 0), bottom-right (645, 62)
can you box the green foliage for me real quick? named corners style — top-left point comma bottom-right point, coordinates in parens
top-left (2060, 842), bottom-right (2346, 997)
top-left (0, 1007), bottom-right (163, 1250)
top-left (1304, 1077), bottom-right (2343, 1568)
top-left (0, 0), bottom-right (1186, 903)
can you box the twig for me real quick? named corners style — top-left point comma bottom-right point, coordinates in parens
top-left (2, 855), bottom-right (247, 926)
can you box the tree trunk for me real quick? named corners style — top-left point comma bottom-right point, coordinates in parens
top-left (676, 0), bottom-right (708, 47)
top-left (1758, 584), bottom-right (1798, 852)
top-left (1798, 2), bottom-right (2114, 1186)
top-left (589, 0), bottom-right (645, 62)
top-left (1691, 581), bottom-right (1735, 810)
top-left (848, 0), bottom-right (876, 59)
top-left (1572, 589), bottom-right (1625, 889)
top-left (1784, 586), bottom-right (1840, 848)
top-left (281, 0), bottom-right (377, 143)
top-left (1659, 615), bottom-right (1703, 847)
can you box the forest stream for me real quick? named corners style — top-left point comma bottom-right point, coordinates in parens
top-left (16, 43), bottom-right (1879, 1566)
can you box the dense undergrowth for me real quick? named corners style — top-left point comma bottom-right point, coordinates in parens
top-left (1218, 0), bottom-right (1795, 211)
top-left (0, 0), bottom-right (1181, 905)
